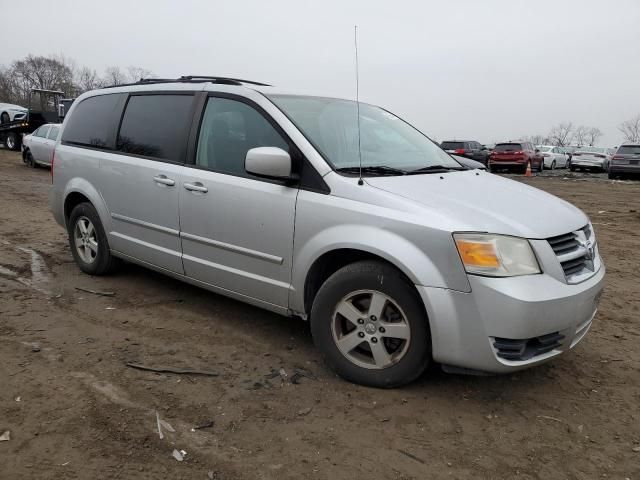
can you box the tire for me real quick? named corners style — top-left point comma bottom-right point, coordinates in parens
top-left (608, 172), bottom-right (616, 180)
top-left (570, 165), bottom-right (576, 172)
top-left (310, 260), bottom-right (431, 388)
top-left (25, 150), bottom-right (37, 168)
top-left (67, 202), bottom-right (119, 275)
top-left (0, 112), bottom-right (9, 124)
top-left (5, 132), bottom-right (20, 151)
top-left (550, 160), bottom-right (556, 170)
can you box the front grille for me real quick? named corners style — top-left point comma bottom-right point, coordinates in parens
top-left (493, 332), bottom-right (564, 361)
top-left (547, 225), bottom-right (596, 282)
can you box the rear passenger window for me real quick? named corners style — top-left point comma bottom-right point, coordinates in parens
top-left (33, 126), bottom-right (48, 138)
top-left (62, 93), bottom-right (124, 148)
top-left (117, 94), bottom-right (194, 162)
top-left (47, 126), bottom-right (59, 140)
top-left (195, 97), bottom-right (288, 176)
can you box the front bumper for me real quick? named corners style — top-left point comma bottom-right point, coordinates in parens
top-left (418, 263), bottom-right (605, 373)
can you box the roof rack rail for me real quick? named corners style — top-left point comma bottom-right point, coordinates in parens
top-left (101, 76), bottom-right (271, 89)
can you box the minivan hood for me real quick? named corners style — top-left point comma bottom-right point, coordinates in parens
top-left (366, 170), bottom-right (587, 239)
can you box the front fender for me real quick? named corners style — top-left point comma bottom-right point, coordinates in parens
top-left (289, 224), bottom-right (470, 313)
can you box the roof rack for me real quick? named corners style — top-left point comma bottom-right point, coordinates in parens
top-left (101, 76), bottom-right (271, 89)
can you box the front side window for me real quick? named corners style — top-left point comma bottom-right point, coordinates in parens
top-left (47, 126), bottom-right (60, 140)
top-left (62, 93), bottom-right (124, 148)
top-left (268, 95), bottom-right (460, 172)
top-left (117, 94), bottom-right (194, 161)
top-left (195, 97), bottom-right (288, 176)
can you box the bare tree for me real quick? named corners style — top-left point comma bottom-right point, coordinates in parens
top-left (0, 54), bottom-right (75, 106)
top-left (618, 114), bottom-right (640, 143)
top-left (573, 125), bottom-right (588, 146)
top-left (102, 66), bottom-right (128, 87)
top-left (585, 127), bottom-right (602, 146)
top-left (126, 66), bottom-right (153, 83)
top-left (548, 122), bottom-right (574, 147)
top-left (74, 66), bottom-right (103, 93)
top-left (523, 134), bottom-right (550, 146)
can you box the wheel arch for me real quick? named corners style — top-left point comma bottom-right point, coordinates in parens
top-left (293, 228), bottom-right (452, 317)
top-left (62, 179), bottom-right (111, 232)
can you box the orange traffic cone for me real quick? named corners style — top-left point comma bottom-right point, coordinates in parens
top-left (525, 160), bottom-right (533, 177)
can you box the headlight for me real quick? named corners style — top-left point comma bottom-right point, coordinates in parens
top-left (453, 233), bottom-right (541, 277)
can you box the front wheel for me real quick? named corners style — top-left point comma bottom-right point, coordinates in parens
top-left (550, 160), bottom-right (556, 170)
top-left (0, 112), bottom-right (9, 124)
top-left (68, 202), bottom-right (119, 275)
top-left (25, 151), bottom-right (37, 168)
top-left (310, 261), bottom-right (431, 388)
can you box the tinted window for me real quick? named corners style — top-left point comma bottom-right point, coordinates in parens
top-left (117, 94), bottom-right (193, 161)
top-left (47, 126), bottom-right (59, 140)
top-left (494, 143), bottom-right (522, 151)
top-left (618, 145), bottom-right (640, 155)
top-left (440, 141), bottom-right (464, 150)
top-left (196, 97), bottom-right (288, 176)
top-left (62, 94), bottom-right (124, 148)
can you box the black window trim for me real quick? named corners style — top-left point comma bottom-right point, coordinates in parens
top-left (114, 90), bottom-right (198, 165)
top-left (185, 91), bottom-right (330, 194)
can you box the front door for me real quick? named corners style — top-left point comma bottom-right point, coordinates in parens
top-left (99, 93), bottom-right (195, 273)
top-left (179, 95), bottom-right (298, 307)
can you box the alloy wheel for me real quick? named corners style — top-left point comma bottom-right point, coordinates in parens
top-left (74, 216), bottom-right (98, 264)
top-left (331, 289), bottom-right (411, 369)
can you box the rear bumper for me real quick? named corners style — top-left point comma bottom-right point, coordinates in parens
top-left (418, 263), bottom-right (605, 373)
top-left (609, 164), bottom-right (640, 173)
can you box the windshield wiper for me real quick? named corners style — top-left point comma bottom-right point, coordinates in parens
top-left (407, 165), bottom-right (465, 174)
top-left (335, 165), bottom-right (407, 176)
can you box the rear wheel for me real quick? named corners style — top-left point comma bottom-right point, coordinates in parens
top-left (310, 260), bottom-right (431, 388)
top-left (570, 165), bottom-right (576, 172)
top-left (68, 202), bottom-right (119, 275)
top-left (5, 132), bottom-right (20, 151)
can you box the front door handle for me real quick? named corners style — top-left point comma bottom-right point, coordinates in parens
top-left (184, 182), bottom-right (208, 193)
top-left (153, 175), bottom-right (175, 186)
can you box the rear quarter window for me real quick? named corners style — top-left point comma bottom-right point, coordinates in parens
top-left (61, 93), bottom-right (125, 149)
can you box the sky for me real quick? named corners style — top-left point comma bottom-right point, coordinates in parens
top-left (2, 0), bottom-right (639, 146)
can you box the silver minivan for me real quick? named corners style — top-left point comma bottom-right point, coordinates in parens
top-left (50, 77), bottom-right (605, 387)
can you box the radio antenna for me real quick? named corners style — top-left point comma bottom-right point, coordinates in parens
top-left (354, 25), bottom-right (364, 186)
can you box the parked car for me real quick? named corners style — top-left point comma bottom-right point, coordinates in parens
top-left (569, 146), bottom-right (611, 172)
top-left (608, 143), bottom-right (640, 179)
top-left (440, 140), bottom-right (490, 165)
top-left (558, 146), bottom-right (577, 168)
top-left (0, 102), bottom-right (28, 125)
top-left (453, 155), bottom-right (487, 170)
top-left (49, 76), bottom-right (605, 387)
top-left (489, 141), bottom-right (543, 173)
top-left (21, 123), bottom-right (60, 167)
top-left (536, 145), bottom-right (569, 169)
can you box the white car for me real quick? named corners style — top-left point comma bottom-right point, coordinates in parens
top-left (536, 145), bottom-right (569, 169)
top-left (570, 146), bottom-right (612, 172)
top-left (0, 103), bottom-right (28, 124)
top-left (21, 123), bottom-right (60, 167)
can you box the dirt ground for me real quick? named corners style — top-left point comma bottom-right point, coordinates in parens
top-left (1, 148), bottom-right (639, 480)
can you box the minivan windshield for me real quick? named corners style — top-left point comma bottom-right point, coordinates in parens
top-left (267, 95), bottom-right (461, 173)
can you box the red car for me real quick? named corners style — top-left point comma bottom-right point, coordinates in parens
top-left (489, 141), bottom-right (543, 173)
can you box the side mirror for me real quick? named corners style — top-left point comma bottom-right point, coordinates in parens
top-left (245, 147), bottom-right (293, 180)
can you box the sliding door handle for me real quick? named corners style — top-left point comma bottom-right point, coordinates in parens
top-left (184, 182), bottom-right (208, 193)
top-left (153, 175), bottom-right (175, 186)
